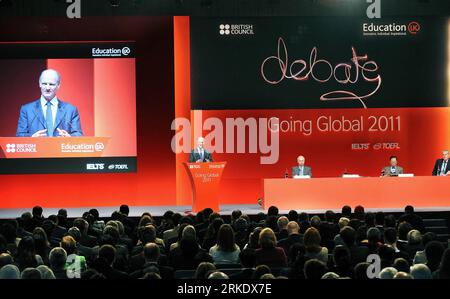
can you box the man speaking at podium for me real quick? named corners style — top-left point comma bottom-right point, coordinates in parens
top-left (16, 69), bottom-right (83, 137)
top-left (189, 137), bottom-right (213, 163)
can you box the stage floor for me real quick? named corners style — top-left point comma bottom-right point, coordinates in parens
top-left (0, 204), bottom-right (262, 219)
top-left (1, 204), bottom-right (450, 219)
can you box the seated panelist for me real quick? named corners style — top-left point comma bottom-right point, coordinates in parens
top-left (432, 150), bottom-right (450, 176)
top-left (382, 156), bottom-right (404, 177)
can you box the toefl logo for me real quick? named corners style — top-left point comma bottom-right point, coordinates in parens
top-left (108, 164), bottom-right (129, 170)
top-left (92, 47), bottom-right (132, 57)
top-left (219, 24), bottom-right (254, 36)
top-left (6, 144), bottom-right (16, 153)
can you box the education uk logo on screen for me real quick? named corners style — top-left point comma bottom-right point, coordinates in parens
top-left (91, 47), bottom-right (131, 57)
top-left (362, 21), bottom-right (421, 36)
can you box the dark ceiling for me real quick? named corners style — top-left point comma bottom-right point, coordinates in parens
top-left (0, 0), bottom-right (449, 17)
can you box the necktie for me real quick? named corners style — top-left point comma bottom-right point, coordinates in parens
top-left (300, 167), bottom-right (303, 176)
top-left (442, 161), bottom-right (448, 175)
top-left (46, 101), bottom-right (53, 137)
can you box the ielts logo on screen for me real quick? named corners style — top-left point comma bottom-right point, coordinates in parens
top-left (86, 163), bottom-right (104, 170)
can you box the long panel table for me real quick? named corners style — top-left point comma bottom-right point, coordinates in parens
top-left (263, 176), bottom-right (450, 211)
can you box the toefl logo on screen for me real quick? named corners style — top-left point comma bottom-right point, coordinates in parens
top-left (219, 24), bottom-right (254, 36)
top-left (108, 164), bottom-right (129, 170)
top-left (92, 47), bottom-right (131, 57)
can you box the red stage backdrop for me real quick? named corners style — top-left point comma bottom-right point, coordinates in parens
top-left (174, 16), bottom-right (450, 207)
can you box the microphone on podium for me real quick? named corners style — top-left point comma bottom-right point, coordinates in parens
top-left (285, 168), bottom-right (289, 178)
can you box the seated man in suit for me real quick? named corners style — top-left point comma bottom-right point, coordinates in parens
top-left (16, 69), bottom-right (83, 137)
top-left (432, 150), bottom-right (450, 176)
top-left (189, 137), bottom-right (213, 163)
top-left (382, 155), bottom-right (404, 176)
top-left (292, 155), bottom-right (312, 177)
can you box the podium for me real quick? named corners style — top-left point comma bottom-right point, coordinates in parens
top-left (0, 137), bottom-right (110, 158)
top-left (183, 162), bottom-right (226, 213)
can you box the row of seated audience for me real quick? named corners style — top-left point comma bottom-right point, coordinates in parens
top-left (0, 204), bottom-right (449, 279)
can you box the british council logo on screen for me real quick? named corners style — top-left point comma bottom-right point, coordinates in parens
top-left (219, 24), bottom-right (231, 35)
top-left (6, 144), bottom-right (16, 153)
top-left (219, 24), bottom-right (254, 36)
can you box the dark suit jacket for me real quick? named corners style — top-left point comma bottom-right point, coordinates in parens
top-left (76, 243), bottom-right (98, 263)
top-left (130, 262), bottom-right (174, 279)
top-left (382, 166), bottom-right (404, 176)
top-left (103, 266), bottom-right (129, 279)
top-left (398, 213), bottom-right (425, 233)
top-left (255, 247), bottom-right (287, 268)
top-left (275, 229), bottom-right (288, 241)
top-left (229, 268), bottom-right (255, 279)
top-left (28, 216), bottom-right (44, 232)
top-left (277, 233), bottom-right (304, 256)
top-left (347, 245), bottom-right (369, 267)
top-left (432, 158), bottom-right (450, 176)
top-left (80, 234), bottom-right (97, 248)
top-left (128, 253), bottom-right (169, 273)
top-left (50, 225), bottom-right (68, 246)
top-left (52, 269), bottom-right (69, 279)
top-left (292, 166), bottom-right (312, 177)
top-left (189, 148), bottom-right (213, 162)
top-left (168, 246), bottom-right (212, 270)
top-left (92, 257), bottom-right (129, 279)
top-left (16, 99), bottom-right (83, 137)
